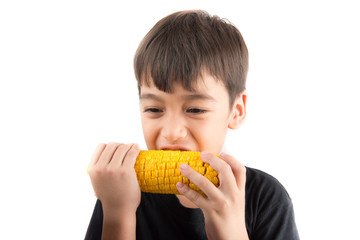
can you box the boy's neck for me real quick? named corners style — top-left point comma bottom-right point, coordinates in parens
top-left (176, 195), bottom-right (198, 209)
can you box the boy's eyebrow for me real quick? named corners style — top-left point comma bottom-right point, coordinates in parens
top-left (139, 93), bottom-right (164, 102)
top-left (183, 93), bottom-right (216, 101)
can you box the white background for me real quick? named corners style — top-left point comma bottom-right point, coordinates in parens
top-left (1, 0), bottom-right (359, 239)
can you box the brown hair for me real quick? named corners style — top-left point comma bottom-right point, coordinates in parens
top-left (134, 10), bottom-right (249, 107)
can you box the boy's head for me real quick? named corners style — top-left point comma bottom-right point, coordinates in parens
top-left (134, 10), bottom-right (248, 153)
top-left (134, 10), bottom-right (249, 108)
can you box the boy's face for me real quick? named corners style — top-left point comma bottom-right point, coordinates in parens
top-left (139, 73), bottom-right (245, 154)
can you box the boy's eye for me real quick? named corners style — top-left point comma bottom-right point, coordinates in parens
top-left (144, 108), bottom-right (163, 113)
top-left (186, 108), bottom-right (207, 114)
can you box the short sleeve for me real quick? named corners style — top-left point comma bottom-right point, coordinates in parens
top-left (245, 167), bottom-right (300, 240)
top-left (251, 196), bottom-right (299, 239)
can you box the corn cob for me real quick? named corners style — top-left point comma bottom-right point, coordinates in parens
top-left (135, 150), bottom-right (219, 195)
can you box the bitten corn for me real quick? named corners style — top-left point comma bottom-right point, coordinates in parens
top-left (135, 150), bottom-right (219, 195)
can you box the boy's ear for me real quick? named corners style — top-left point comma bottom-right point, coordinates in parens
top-left (228, 91), bottom-right (247, 129)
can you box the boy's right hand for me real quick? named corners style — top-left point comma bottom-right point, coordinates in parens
top-left (87, 143), bottom-right (141, 219)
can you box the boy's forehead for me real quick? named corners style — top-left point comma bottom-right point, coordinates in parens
top-left (139, 74), bottom-right (226, 95)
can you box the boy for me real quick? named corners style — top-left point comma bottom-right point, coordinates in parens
top-left (85, 10), bottom-right (299, 239)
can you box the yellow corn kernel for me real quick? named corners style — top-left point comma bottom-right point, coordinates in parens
top-left (134, 150), bottom-right (220, 195)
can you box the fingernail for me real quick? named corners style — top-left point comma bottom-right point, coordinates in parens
top-left (180, 163), bottom-right (188, 170)
top-left (200, 151), bottom-right (211, 159)
top-left (176, 182), bottom-right (185, 189)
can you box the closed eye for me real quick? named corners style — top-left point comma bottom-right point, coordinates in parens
top-left (186, 108), bottom-right (207, 114)
top-left (144, 108), bottom-right (163, 113)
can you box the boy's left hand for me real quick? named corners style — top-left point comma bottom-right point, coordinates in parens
top-left (176, 152), bottom-right (249, 240)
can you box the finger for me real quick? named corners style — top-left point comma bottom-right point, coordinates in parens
top-left (122, 144), bottom-right (140, 168)
top-left (176, 182), bottom-right (207, 208)
top-left (179, 163), bottom-right (222, 200)
top-left (97, 142), bottom-right (121, 167)
top-left (109, 143), bottom-right (133, 167)
top-left (88, 143), bottom-right (106, 172)
top-left (200, 152), bottom-right (236, 190)
top-left (219, 152), bottom-right (246, 190)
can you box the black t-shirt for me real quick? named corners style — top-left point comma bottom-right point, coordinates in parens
top-left (84, 167), bottom-right (299, 239)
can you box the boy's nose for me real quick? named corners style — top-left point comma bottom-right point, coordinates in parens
top-left (161, 114), bottom-right (187, 142)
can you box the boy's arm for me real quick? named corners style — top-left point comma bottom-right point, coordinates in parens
top-left (87, 143), bottom-right (141, 240)
top-left (101, 209), bottom-right (136, 240)
top-left (176, 152), bottom-right (249, 240)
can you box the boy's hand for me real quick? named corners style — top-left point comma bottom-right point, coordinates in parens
top-left (87, 143), bottom-right (141, 218)
top-left (176, 152), bottom-right (249, 240)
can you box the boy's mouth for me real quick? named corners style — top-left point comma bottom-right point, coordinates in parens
top-left (160, 146), bottom-right (191, 151)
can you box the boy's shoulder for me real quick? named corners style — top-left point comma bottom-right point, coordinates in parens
top-left (245, 166), bottom-right (292, 209)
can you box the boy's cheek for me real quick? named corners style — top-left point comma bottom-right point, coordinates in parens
top-left (141, 126), bottom-right (158, 149)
